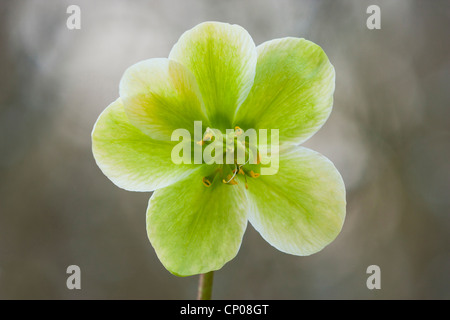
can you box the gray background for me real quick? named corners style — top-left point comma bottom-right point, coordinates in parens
top-left (0, 0), bottom-right (449, 299)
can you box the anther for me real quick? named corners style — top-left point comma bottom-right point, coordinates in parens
top-left (234, 126), bottom-right (243, 136)
top-left (204, 133), bottom-right (214, 141)
top-left (224, 164), bottom-right (239, 185)
top-left (222, 174), bottom-right (238, 185)
top-left (249, 170), bottom-right (260, 178)
top-left (202, 177), bottom-right (212, 187)
top-left (197, 128), bottom-right (215, 146)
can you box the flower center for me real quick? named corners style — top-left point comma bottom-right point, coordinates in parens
top-left (199, 126), bottom-right (261, 189)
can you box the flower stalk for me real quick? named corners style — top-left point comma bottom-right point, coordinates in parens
top-left (197, 271), bottom-right (214, 300)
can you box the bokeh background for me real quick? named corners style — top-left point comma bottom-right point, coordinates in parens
top-left (0, 0), bottom-right (449, 299)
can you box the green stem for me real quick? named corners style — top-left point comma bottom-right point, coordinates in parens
top-left (197, 271), bottom-right (214, 300)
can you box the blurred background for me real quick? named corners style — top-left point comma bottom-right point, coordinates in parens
top-left (0, 0), bottom-right (449, 299)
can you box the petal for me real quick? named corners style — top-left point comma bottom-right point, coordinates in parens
top-left (169, 22), bottom-right (257, 130)
top-left (92, 99), bottom-right (200, 192)
top-left (147, 167), bottom-right (248, 276)
top-left (234, 37), bottom-right (335, 145)
top-left (245, 146), bottom-right (346, 256)
top-left (119, 58), bottom-right (209, 141)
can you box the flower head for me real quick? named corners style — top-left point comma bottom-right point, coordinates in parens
top-left (92, 22), bottom-right (346, 276)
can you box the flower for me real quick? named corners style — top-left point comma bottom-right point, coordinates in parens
top-left (92, 21), bottom-right (346, 276)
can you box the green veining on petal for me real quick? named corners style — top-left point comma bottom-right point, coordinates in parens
top-left (169, 22), bottom-right (257, 131)
top-left (92, 99), bottom-right (200, 192)
top-left (147, 167), bottom-right (248, 276)
top-left (92, 22), bottom-right (346, 277)
top-left (245, 146), bottom-right (346, 256)
top-left (119, 58), bottom-right (210, 141)
top-left (234, 37), bottom-right (335, 145)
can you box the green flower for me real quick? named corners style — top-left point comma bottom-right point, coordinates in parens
top-left (92, 22), bottom-right (346, 276)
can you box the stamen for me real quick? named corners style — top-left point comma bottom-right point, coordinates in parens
top-left (224, 164), bottom-right (239, 184)
top-left (223, 159), bottom-right (250, 186)
top-left (203, 133), bottom-right (214, 141)
top-left (197, 128), bottom-right (215, 146)
top-left (222, 174), bottom-right (238, 185)
top-left (202, 168), bottom-right (223, 187)
top-left (202, 177), bottom-right (212, 187)
top-left (249, 170), bottom-right (260, 178)
top-left (203, 128), bottom-right (214, 141)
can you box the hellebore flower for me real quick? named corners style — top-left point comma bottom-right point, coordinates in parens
top-left (92, 22), bottom-right (346, 276)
